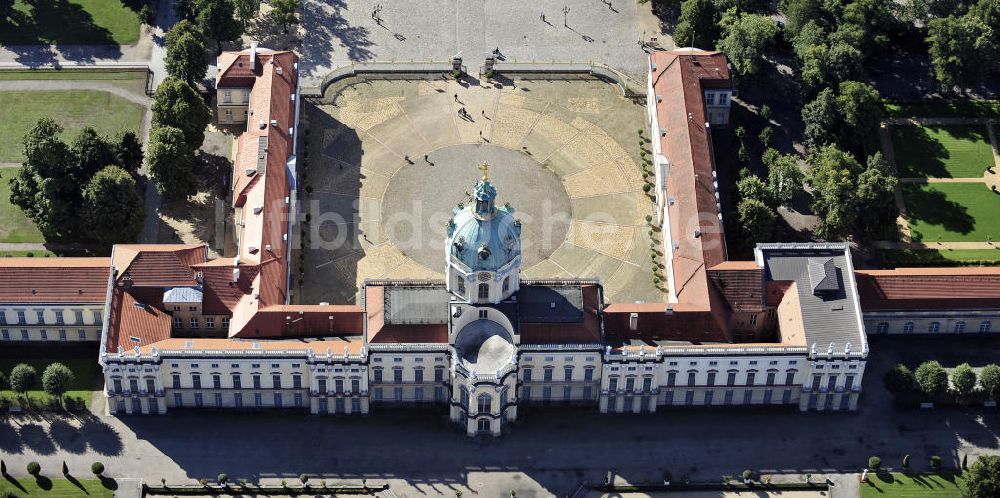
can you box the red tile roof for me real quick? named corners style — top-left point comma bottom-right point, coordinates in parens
top-left (363, 285), bottom-right (449, 343)
top-left (652, 49), bottom-right (731, 314)
top-left (707, 262), bottom-right (765, 312)
top-left (604, 301), bottom-right (730, 343)
top-left (192, 261), bottom-right (259, 315)
top-left (112, 245), bottom-right (206, 287)
top-left (0, 258), bottom-right (109, 304)
top-left (855, 268), bottom-right (1000, 311)
top-left (105, 288), bottom-right (172, 353)
top-left (233, 304), bottom-right (364, 338)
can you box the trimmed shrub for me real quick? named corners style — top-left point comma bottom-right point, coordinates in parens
top-left (742, 469), bottom-right (753, 481)
top-left (26, 462), bottom-right (40, 475)
top-left (868, 456), bottom-right (881, 470)
top-left (91, 462), bottom-right (105, 475)
top-left (930, 455), bottom-right (942, 470)
top-left (217, 473), bottom-right (228, 485)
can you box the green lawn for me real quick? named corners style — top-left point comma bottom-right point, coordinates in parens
top-left (0, 477), bottom-right (114, 497)
top-left (0, 69), bottom-right (146, 81)
top-left (0, 89), bottom-right (145, 162)
top-left (885, 99), bottom-right (1000, 119)
top-left (1, 0), bottom-right (140, 45)
top-left (0, 357), bottom-right (100, 409)
top-left (0, 170), bottom-right (45, 243)
top-left (902, 183), bottom-right (1000, 242)
top-left (892, 125), bottom-right (994, 178)
top-left (861, 472), bottom-right (964, 497)
top-left (883, 248), bottom-right (1000, 266)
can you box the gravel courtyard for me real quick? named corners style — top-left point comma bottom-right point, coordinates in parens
top-left (297, 76), bottom-right (662, 305)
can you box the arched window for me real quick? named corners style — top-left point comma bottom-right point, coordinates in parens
top-left (929, 321), bottom-right (940, 333)
top-left (477, 393), bottom-right (492, 414)
top-left (607, 375), bottom-right (619, 391)
top-left (460, 387), bottom-right (469, 408)
top-left (902, 322), bottom-right (915, 333)
top-left (478, 283), bottom-right (489, 299)
top-left (457, 277), bottom-right (466, 295)
top-left (502, 276), bottom-right (510, 293)
top-left (477, 418), bottom-right (491, 433)
top-left (955, 321), bottom-right (966, 333)
top-left (876, 322), bottom-right (889, 334)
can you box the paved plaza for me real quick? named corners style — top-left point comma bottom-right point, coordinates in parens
top-left (298, 76), bottom-right (662, 304)
top-left (2, 337), bottom-right (998, 497)
top-left (299, 0), bottom-right (658, 89)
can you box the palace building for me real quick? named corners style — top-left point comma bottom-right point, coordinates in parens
top-left (2, 47), bottom-right (998, 437)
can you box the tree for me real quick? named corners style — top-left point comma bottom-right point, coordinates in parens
top-left (840, 0), bottom-right (898, 54)
top-left (736, 174), bottom-right (773, 205)
top-left (71, 127), bottom-right (116, 183)
top-left (152, 77), bottom-right (211, 151)
top-left (233, 0), bottom-right (260, 27)
top-left (139, 4), bottom-right (155, 25)
top-left (979, 364), bottom-right (1000, 400)
top-left (675, 0), bottom-right (719, 48)
top-left (962, 455), bottom-right (1000, 498)
top-left (805, 145), bottom-right (860, 239)
top-left (884, 363), bottom-right (916, 397)
top-left (781, 0), bottom-right (824, 35)
top-left (835, 80), bottom-right (882, 154)
top-left (717, 10), bottom-right (778, 79)
top-left (147, 126), bottom-right (198, 200)
top-left (174, 0), bottom-right (196, 20)
top-left (0, 0), bottom-right (15, 19)
top-left (0, 369), bottom-right (6, 390)
top-left (737, 197), bottom-right (778, 243)
top-left (9, 363), bottom-right (37, 396)
top-left (195, 0), bottom-right (243, 49)
top-left (915, 360), bottom-right (950, 399)
top-left (165, 21), bottom-right (209, 85)
top-left (83, 166), bottom-right (146, 245)
top-left (763, 149), bottom-right (804, 206)
top-left (114, 130), bottom-right (144, 176)
top-left (269, 0), bottom-right (298, 33)
top-left (801, 88), bottom-right (838, 146)
top-left (927, 14), bottom-right (997, 88)
top-left (952, 363), bottom-right (978, 398)
top-left (26, 462), bottom-right (40, 475)
top-left (9, 119), bottom-right (77, 236)
top-left (41, 363), bottom-right (74, 401)
top-left (853, 153), bottom-right (897, 238)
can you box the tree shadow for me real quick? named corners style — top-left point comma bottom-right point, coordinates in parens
top-left (893, 126), bottom-right (950, 178)
top-left (0, 0), bottom-right (124, 62)
top-left (300, 0), bottom-right (375, 77)
top-left (901, 184), bottom-right (976, 240)
top-left (3, 473), bottom-right (28, 493)
top-left (0, 417), bottom-right (24, 454)
top-left (79, 415), bottom-right (124, 456)
top-left (99, 475), bottom-right (118, 490)
top-left (34, 474), bottom-right (52, 490)
top-left (49, 418), bottom-right (88, 454)
top-left (65, 472), bottom-right (90, 494)
top-left (18, 423), bottom-right (57, 455)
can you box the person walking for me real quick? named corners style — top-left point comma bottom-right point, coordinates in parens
top-left (454, 93), bottom-right (459, 102)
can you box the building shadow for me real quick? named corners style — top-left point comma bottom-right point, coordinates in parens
top-left (300, 0), bottom-right (375, 76)
top-left (0, 0), bottom-right (123, 64)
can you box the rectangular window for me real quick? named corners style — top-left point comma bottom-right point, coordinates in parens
top-left (0, 311), bottom-right (5, 325)
top-left (294, 393), bottom-right (303, 407)
top-left (563, 385), bottom-right (572, 400)
top-left (623, 396), bottom-right (634, 412)
top-left (335, 378), bottom-right (344, 393)
top-left (351, 397), bottom-right (361, 413)
top-left (724, 389), bottom-right (734, 404)
top-left (704, 391), bottom-right (714, 405)
top-left (373, 369), bottom-right (383, 383)
top-left (479, 309), bottom-right (488, 319)
top-left (827, 375), bottom-right (838, 391)
top-left (222, 317), bottom-right (229, 329)
top-left (564, 367), bottom-right (573, 381)
top-left (523, 368), bottom-right (532, 382)
top-left (705, 92), bottom-right (716, 105)
top-left (625, 377), bottom-right (635, 392)
top-left (435, 386), bottom-right (444, 401)
top-left (223, 90), bottom-right (232, 103)
top-left (213, 375), bottom-right (221, 389)
top-left (234, 393), bottom-right (243, 407)
top-left (642, 377), bottom-right (652, 392)
top-left (763, 389), bottom-right (773, 403)
top-left (58, 329), bottom-right (66, 341)
top-left (374, 388), bottom-right (383, 401)
top-left (192, 375), bottom-right (201, 389)
top-left (584, 368), bottom-right (594, 382)
top-left (190, 318), bottom-right (199, 329)
top-left (146, 378), bottom-right (155, 393)
top-left (20, 329), bottom-right (28, 340)
top-left (782, 389), bottom-right (792, 404)
top-left (272, 375), bottom-right (281, 389)
top-left (77, 329), bottom-right (86, 340)
top-left (253, 375), bottom-right (261, 389)
top-left (75, 310), bottom-right (84, 324)
top-left (214, 393), bottom-right (223, 407)
top-left (129, 378), bottom-right (139, 392)
top-left (608, 377), bottom-right (618, 391)
top-left (54, 310), bottom-right (64, 325)
top-left (766, 372), bottom-right (776, 386)
top-left (785, 371), bottom-right (796, 385)
top-left (746, 371), bottom-right (756, 385)
top-left (667, 371), bottom-right (676, 386)
top-left (174, 393), bottom-right (183, 407)
top-left (351, 378), bottom-right (360, 393)
top-left (194, 393), bottom-right (203, 407)
top-left (113, 378), bottom-right (123, 393)
top-left (394, 387), bottom-right (403, 402)
top-left (39, 329), bottom-right (47, 340)
top-left (333, 398), bottom-right (345, 413)
top-left (172, 374), bottom-right (181, 389)
top-left (318, 378), bottom-right (327, 393)
top-left (845, 375), bottom-right (855, 390)
top-left (687, 371), bottom-right (696, 385)
top-left (415, 387), bottom-right (424, 401)
top-left (543, 368), bottom-right (553, 381)
top-left (707, 372), bottom-right (716, 386)
top-left (232, 375), bottom-right (242, 389)
top-left (393, 369), bottom-right (403, 383)
top-left (684, 390), bottom-right (694, 405)
top-left (727, 371), bottom-right (736, 386)
top-left (273, 393), bottom-right (282, 407)
top-left (254, 393), bottom-right (263, 407)
top-left (583, 386), bottom-right (593, 399)
top-left (1, 329), bottom-right (7, 341)
top-left (414, 369), bottom-right (424, 383)
top-left (542, 386), bottom-right (552, 402)
top-left (522, 386), bottom-right (531, 400)
top-left (435, 367), bottom-right (444, 382)
top-left (206, 317), bottom-right (214, 329)
top-left (173, 317), bottom-right (183, 329)
top-left (15, 310), bottom-right (26, 325)
top-left (811, 374), bottom-right (822, 390)
top-left (743, 389), bottom-right (752, 404)
top-left (293, 375), bottom-right (302, 389)
top-left (35, 310), bottom-right (44, 324)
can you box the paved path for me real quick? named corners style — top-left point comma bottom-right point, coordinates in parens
top-left (872, 240), bottom-right (1000, 250)
top-left (898, 176), bottom-right (987, 183)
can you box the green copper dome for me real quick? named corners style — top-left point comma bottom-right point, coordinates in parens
top-left (446, 164), bottom-right (521, 272)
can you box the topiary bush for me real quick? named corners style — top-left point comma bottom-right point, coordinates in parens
top-left (26, 462), bottom-right (40, 475)
top-left (91, 462), bottom-right (104, 476)
top-left (868, 456), bottom-right (881, 470)
top-left (930, 455), bottom-right (942, 470)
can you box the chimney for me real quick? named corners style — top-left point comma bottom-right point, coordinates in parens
top-left (250, 42), bottom-right (258, 70)
top-left (629, 312), bottom-right (638, 331)
top-left (232, 268), bottom-right (240, 283)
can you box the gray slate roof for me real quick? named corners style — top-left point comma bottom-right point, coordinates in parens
top-left (384, 285), bottom-right (450, 325)
top-left (162, 287), bottom-right (203, 304)
top-left (757, 244), bottom-right (866, 355)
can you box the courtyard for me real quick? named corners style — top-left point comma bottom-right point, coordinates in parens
top-left (298, 76), bottom-right (662, 305)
